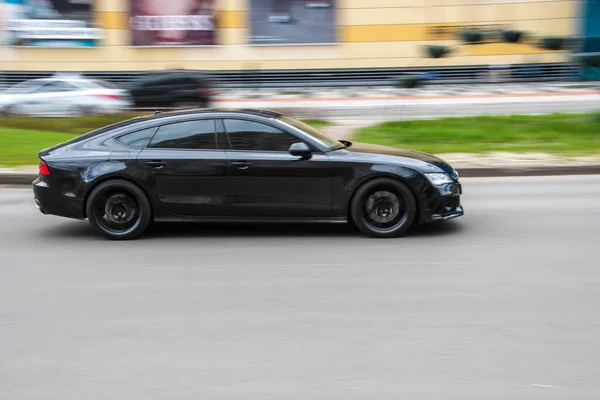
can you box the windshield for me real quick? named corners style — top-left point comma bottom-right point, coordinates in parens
top-left (4, 80), bottom-right (44, 94)
top-left (279, 116), bottom-right (345, 150)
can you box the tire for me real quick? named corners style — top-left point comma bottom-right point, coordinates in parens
top-left (350, 178), bottom-right (417, 238)
top-left (86, 179), bottom-right (152, 240)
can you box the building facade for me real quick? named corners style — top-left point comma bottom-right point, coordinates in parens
top-left (0, 0), bottom-right (582, 72)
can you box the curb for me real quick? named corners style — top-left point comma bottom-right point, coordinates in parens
top-left (2, 165), bottom-right (600, 186)
top-left (0, 172), bottom-right (37, 185)
top-left (457, 165), bottom-right (600, 178)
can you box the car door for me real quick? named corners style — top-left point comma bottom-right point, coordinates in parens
top-left (221, 118), bottom-right (333, 218)
top-left (29, 80), bottom-right (78, 116)
top-left (136, 118), bottom-right (229, 217)
top-left (21, 81), bottom-right (58, 116)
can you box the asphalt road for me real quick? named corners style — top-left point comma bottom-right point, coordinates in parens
top-left (1, 175), bottom-right (600, 399)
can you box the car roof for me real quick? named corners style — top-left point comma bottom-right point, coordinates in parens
top-left (47, 109), bottom-right (286, 153)
top-left (131, 108), bottom-right (283, 123)
top-left (81, 109), bottom-right (284, 137)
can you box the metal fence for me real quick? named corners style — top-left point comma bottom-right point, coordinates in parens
top-left (0, 63), bottom-right (578, 90)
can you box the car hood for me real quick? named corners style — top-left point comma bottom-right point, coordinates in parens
top-left (343, 142), bottom-right (457, 176)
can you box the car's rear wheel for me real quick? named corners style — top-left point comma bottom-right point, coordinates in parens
top-left (350, 178), bottom-right (417, 238)
top-left (86, 180), bottom-right (152, 240)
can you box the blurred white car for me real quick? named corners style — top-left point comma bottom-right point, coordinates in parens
top-left (0, 76), bottom-right (133, 117)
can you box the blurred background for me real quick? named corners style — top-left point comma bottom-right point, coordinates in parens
top-left (2, 0), bottom-right (600, 167)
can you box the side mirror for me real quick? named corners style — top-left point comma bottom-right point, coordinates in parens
top-left (289, 142), bottom-right (312, 160)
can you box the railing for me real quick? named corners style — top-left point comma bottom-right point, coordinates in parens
top-left (0, 63), bottom-right (578, 90)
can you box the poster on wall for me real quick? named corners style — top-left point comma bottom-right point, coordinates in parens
top-left (129, 0), bottom-right (216, 46)
top-left (249, 0), bottom-right (335, 45)
top-left (3, 0), bottom-right (101, 47)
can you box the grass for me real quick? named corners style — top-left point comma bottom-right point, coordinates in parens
top-left (0, 128), bottom-right (78, 166)
top-left (354, 113), bottom-right (600, 155)
top-left (0, 116), bottom-right (334, 166)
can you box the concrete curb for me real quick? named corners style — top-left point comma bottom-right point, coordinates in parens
top-left (0, 172), bottom-right (37, 185)
top-left (457, 165), bottom-right (600, 178)
top-left (2, 165), bottom-right (600, 186)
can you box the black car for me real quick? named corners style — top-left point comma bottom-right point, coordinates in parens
top-left (128, 71), bottom-right (217, 108)
top-left (33, 109), bottom-right (463, 240)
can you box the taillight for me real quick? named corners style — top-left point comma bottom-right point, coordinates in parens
top-left (39, 160), bottom-right (50, 176)
top-left (95, 94), bottom-right (122, 101)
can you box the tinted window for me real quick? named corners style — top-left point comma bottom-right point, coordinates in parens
top-left (172, 77), bottom-right (195, 86)
top-left (91, 80), bottom-right (118, 89)
top-left (149, 120), bottom-right (217, 149)
top-left (35, 81), bottom-right (77, 93)
top-left (116, 127), bottom-right (158, 148)
top-left (5, 80), bottom-right (43, 94)
top-left (223, 119), bottom-right (299, 152)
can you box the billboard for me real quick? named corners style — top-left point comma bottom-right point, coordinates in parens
top-left (129, 0), bottom-right (216, 46)
top-left (3, 0), bottom-right (101, 47)
top-left (249, 0), bottom-right (335, 45)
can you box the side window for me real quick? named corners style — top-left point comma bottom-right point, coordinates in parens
top-left (223, 119), bottom-right (299, 152)
top-left (115, 127), bottom-right (158, 149)
top-left (148, 120), bottom-right (217, 149)
top-left (35, 81), bottom-right (77, 93)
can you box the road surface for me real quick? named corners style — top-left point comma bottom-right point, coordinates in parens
top-left (1, 176), bottom-right (599, 399)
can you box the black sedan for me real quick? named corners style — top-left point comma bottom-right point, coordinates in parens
top-left (128, 71), bottom-right (216, 108)
top-left (33, 109), bottom-right (463, 240)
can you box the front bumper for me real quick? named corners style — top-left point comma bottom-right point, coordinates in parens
top-left (419, 180), bottom-right (464, 223)
top-left (428, 204), bottom-right (464, 222)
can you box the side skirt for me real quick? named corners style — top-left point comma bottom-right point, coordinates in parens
top-left (154, 216), bottom-right (348, 224)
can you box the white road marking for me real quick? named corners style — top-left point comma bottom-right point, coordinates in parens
top-left (531, 384), bottom-right (559, 388)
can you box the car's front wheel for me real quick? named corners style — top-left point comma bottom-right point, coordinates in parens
top-left (350, 178), bottom-right (417, 238)
top-left (86, 179), bottom-right (152, 240)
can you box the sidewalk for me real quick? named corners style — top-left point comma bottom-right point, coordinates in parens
top-left (217, 82), bottom-right (599, 101)
top-left (212, 89), bottom-right (600, 121)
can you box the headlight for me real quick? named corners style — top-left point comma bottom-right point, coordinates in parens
top-left (425, 172), bottom-right (454, 185)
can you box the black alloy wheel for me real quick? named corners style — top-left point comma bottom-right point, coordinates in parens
top-left (86, 179), bottom-right (152, 240)
top-left (351, 178), bottom-right (417, 238)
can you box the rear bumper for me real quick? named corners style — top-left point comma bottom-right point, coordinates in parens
top-left (33, 178), bottom-right (85, 220)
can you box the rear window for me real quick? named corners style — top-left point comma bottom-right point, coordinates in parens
top-left (92, 80), bottom-right (119, 89)
top-left (48, 117), bottom-right (148, 151)
top-left (115, 127), bottom-right (158, 148)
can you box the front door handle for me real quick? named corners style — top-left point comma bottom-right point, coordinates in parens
top-left (232, 161), bottom-right (252, 170)
top-left (146, 160), bottom-right (166, 169)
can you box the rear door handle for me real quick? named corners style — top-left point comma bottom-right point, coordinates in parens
top-left (232, 161), bottom-right (252, 170)
top-left (146, 160), bottom-right (166, 169)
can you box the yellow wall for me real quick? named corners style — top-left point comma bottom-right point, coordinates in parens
top-left (0, 0), bottom-right (578, 71)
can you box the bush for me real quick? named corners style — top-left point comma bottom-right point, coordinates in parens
top-left (539, 37), bottom-right (565, 51)
top-left (461, 30), bottom-right (484, 44)
top-left (501, 30), bottom-right (524, 44)
top-left (424, 45), bottom-right (451, 59)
